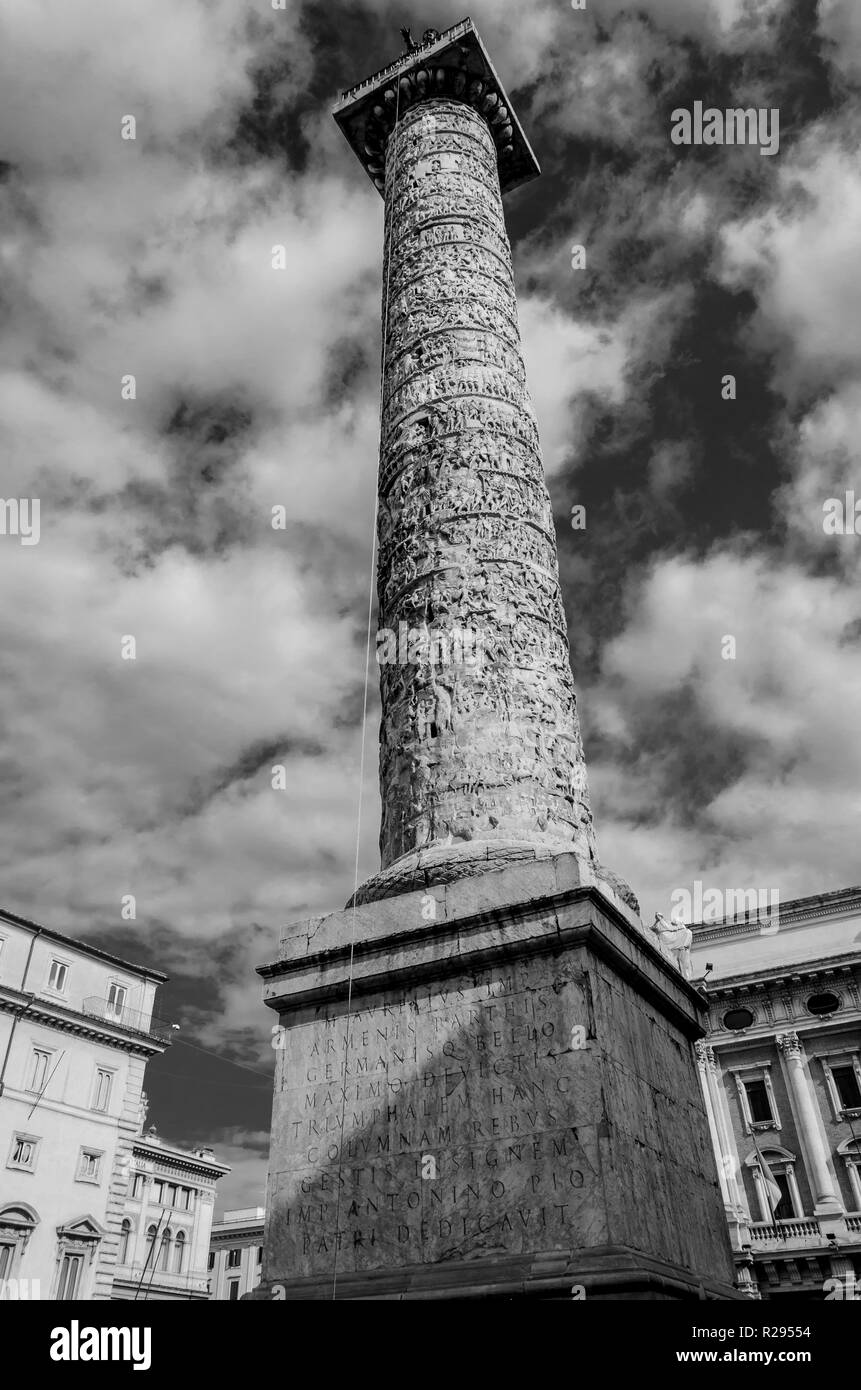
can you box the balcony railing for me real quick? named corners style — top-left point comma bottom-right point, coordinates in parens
top-left (846, 1215), bottom-right (861, 1233)
top-left (82, 997), bottom-right (174, 1043)
top-left (113, 1263), bottom-right (209, 1295)
top-left (337, 19), bottom-right (472, 103)
top-left (749, 1218), bottom-right (822, 1244)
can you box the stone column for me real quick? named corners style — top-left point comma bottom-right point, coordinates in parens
top-left (785, 1163), bottom-right (804, 1218)
top-left (777, 1031), bottom-right (842, 1216)
top-left (844, 1153), bottom-right (861, 1210)
top-left (375, 97), bottom-right (596, 878)
top-left (695, 1041), bottom-right (748, 1226)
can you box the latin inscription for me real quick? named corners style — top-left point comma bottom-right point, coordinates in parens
top-left (269, 958), bottom-right (602, 1275)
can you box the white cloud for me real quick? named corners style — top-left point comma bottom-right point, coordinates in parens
top-left (718, 130), bottom-right (861, 397)
top-left (0, 0), bottom-right (299, 169)
top-left (519, 297), bottom-right (629, 472)
top-left (594, 548), bottom-right (861, 905)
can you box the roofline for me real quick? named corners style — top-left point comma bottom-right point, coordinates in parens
top-left (132, 1137), bottom-right (231, 1177)
top-left (0, 987), bottom-right (170, 1057)
top-left (690, 885), bottom-right (861, 940)
top-left (210, 1220), bottom-right (265, 1237)
top-left (0, 907), bottom-right (169, 983)
top-left (697, 950), bottom-right (861, 995)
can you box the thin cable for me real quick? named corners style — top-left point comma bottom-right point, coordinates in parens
top-left (153, 1067), bottom-right (271, 1090)
top-left (168, 1035), bottom-right (274, 1080)
top-left (26, 1048), bottom-right (65, 1119)
top-left (331, 78), bottom-right (402, 1303)
top-left (133, 1207), bottom-right (166, 1301)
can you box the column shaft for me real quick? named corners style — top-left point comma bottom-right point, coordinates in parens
top-left (378, 99), bottom-right (595, 871)
top-left (778, 1032), bottom-right (842, 1215)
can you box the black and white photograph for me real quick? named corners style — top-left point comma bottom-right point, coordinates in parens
top-left (0, 0), bottom-right (860, 1362)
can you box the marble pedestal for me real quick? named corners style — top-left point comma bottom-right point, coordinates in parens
top-left (251, 855), bottom-right (738, 1299)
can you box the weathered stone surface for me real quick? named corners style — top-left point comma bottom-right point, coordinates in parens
top-left (248, 23), bottom-right (739, 1301)
top-left (373, 96), bottom-right (598, 887)
top-left (254, 886), bottom-right (737, 1299)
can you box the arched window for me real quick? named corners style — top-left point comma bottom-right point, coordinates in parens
top-left (173, 1230), bottom-right (186, 1273)
top-left (145, 1224), bottom-right (158, 1264)
top-left (0, 1205), bottom-right (38, 1283)
top-left (744, 1147), bottom-right (801, 1223)
top-left (118, 1218), bottom-right (131, 1265)
top-left (159, 1228), bottom-right (172, 1271)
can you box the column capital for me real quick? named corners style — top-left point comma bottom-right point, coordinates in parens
top-left (695, 1040), bottom-right (716, 1070)
top-left (777, 1030), bottom-right (802, 1058)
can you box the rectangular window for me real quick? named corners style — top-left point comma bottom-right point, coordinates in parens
top-left (0, 1243), bottom-right (15, 1282)
top-left (8, 1134), bottom-right (38, 1171)
top-left (132, 1173), bottom-right (145, 1200)
top-left (228, 1279), bottom-right (240, 1300)
top-left (153, 1180), bottom-right (163, 1203)
top-left (167, 1183), bottom-right (178, 1207)
top-left (92, 1068), bottom-right (113, 1112)
top-left (77, 1149), bottom-right (102, 1182)
top-left (56, 1253), bottom-right (83, 1300)
top-left (208, 1251), bottom-right (215, 1271)
top-left (745, 1079), bottom-right (773, 1125)
top-left (27, 1048), bottom-right (51, 1092)
top-left (106, 983), bottom-right (127, 1020)
top-left (183, 1188), bottom-right (192, 1211)
top-left (257, 1246), bottom-right (263, 1265)
top-left (833, 1064), bottom-right (861, 1110)
top-left (226, 1248), bottom-right (241, 1269)
top-left (47, 960), bottom-right (68, 993)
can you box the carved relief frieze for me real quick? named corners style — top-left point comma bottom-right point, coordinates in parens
top-left (375, 98), bottom-right (596, 872)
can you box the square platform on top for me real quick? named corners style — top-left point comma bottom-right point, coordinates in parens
top-left (333, 17), bottom-right (541, 196)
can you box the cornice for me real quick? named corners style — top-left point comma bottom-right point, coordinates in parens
top-left (690, 886), bottom-right (861, 945)
top-left (211, 1224), bottom-right (264, 1244)
top-left (132, 1140), bottom-right (230, 1179)
top-left (0, 986), bottom-right (167, 1058)
top-left (702, 953), bottom-right (861, 999)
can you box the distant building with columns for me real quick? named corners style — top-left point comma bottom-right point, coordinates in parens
top-left (209, 1207), bottom-right (265, 1300)
top-left (112, 1131), bottom-right (230, 1301)
top-left (690, 886), bottom-right (861, 1299)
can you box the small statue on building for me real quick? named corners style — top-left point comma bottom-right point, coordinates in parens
top-left (652, 911), bottom-right (693, 979)
top-left (400, 26), bottom-right (419, 52)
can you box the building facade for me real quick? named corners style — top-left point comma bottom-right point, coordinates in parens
top-left (112, 1132), bottom-right (229, 1301)
top-left (690, 886), bottom-right (861, 1299)
top-left (209, 1207), bottom-right (264, 1301)
top-left (0, 908), bottom-right (170, 1300)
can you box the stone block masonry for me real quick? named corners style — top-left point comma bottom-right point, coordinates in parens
top-left (251, 862), bottom-right (737, 1299)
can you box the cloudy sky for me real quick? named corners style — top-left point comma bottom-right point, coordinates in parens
top-left (1, 0), bottom-right (859, 1211)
